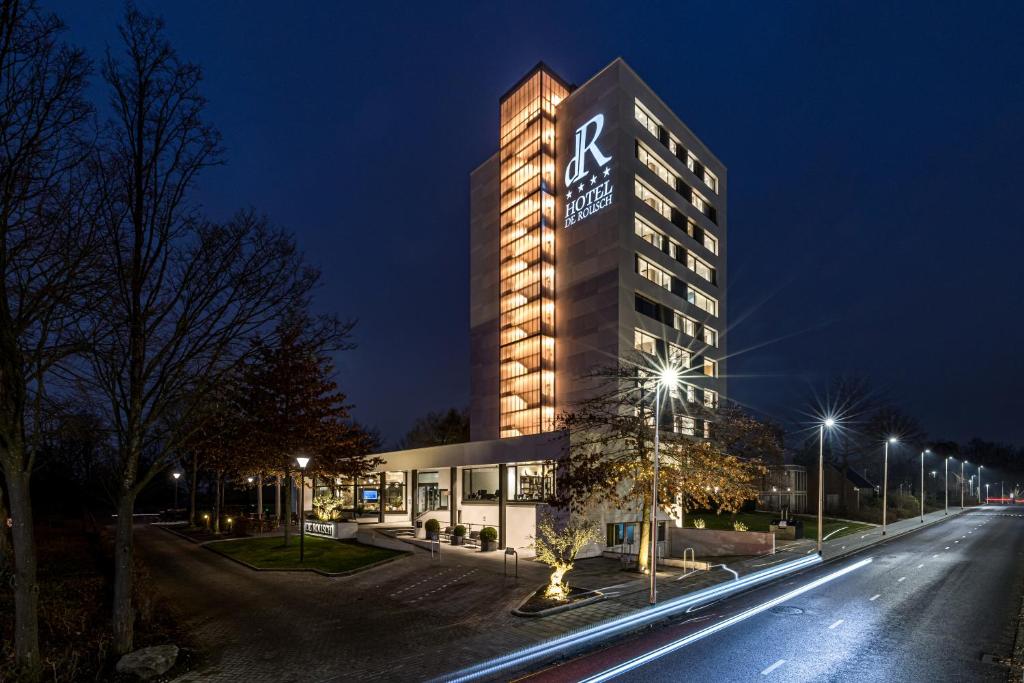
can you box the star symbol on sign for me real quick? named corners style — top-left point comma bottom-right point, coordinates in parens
top-left (590, 175), bottom-right (597, 185)
top-left (603, 166), bottom-right (611, 177)
top-left (565, 190), bottom-right (572, 200)
top-left (578, 182), bottom-right (584, 192)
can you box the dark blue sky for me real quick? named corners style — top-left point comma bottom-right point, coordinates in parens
top-left (53, 1), bottom-right (1024, 447)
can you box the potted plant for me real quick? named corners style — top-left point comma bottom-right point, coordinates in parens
top-left (425, 518), bottom-right (441, 541)
top-left (451, 524), bottom-right (466, 546)
top-left (479, 526), bottom-right (499, 552)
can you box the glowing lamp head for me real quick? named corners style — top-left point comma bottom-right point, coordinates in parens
top-left (172, 472), bottom-right (181, 480)
top-left (888, 437), bottom-right (898, 444)
top-left (824, 418), bottom-right (836, 428)
top-left (296, 456), bottom-right (310, 469)
top-left (247, 477), bottom-right (254, 484)
top-left (658, 365), bottom-right (680, 388)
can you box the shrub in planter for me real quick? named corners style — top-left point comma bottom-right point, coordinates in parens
top-left (451, 524), bottom-right (466, 545)
top-left (692, 518), bottom-right (706, 529)
top-left (479, 525), bottom-right (499, 552)
top-left (425, 518), bottom-right (441, 540)
top-left (733, 520), bottom-right (748, 532)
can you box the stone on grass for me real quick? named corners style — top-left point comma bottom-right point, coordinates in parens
top-left (115, 644), bottom-right (179, 679)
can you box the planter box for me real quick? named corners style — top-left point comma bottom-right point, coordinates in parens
top-left (451, 535), bottom-right (465, 546)
top-left (303, 520), bottom-right (358, 540)
top-left (480, 540), bottom-right (499, 552)
top-left (668, 527), bottom-right (775, 557)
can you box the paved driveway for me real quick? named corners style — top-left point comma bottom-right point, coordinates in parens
top-left (138, 525), bottom-right (548, 682)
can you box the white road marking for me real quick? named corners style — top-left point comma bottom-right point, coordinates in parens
top-left (869, 594), bottom-right (881, 601)
top-left (761, 659), bottom-right (786, 675)
top-left (898, 576), bottom-right (906, 582)
top-left (945, 546), bottom-right (950, 550)
top-left (828, 619), bottom-right (844, 629)
top-left (933, 554), bottom-right (939, 558)
top-left (955, 540), bottom-right (960, 544)
top-left (917, 564), bottom-right (924, 569)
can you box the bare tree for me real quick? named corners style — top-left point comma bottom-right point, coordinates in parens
top-left (531, 514), bottom-right (600, 601)
top-left (0, 0), bottom-right (92, 674)
top-left (78, 7), bottom-right (318, 655)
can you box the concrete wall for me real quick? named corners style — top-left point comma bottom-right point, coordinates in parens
top-left (668, 527), bottom-right (774, 557)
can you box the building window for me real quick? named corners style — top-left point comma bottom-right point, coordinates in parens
top-left (634, 328), bottom-right (658, 356)
top-left (635, 178), bottom-right (672, 221)
top-left (703, 421), bottom-right (712, 439)
top-left (703, 358), bottom-right (718, 377)
top-left (356, 476), bottom-right (380, 513)
top-left (687, 253), bottom-right (714, 283)
top-left (674, 311), bottom-right (696, 337)
top-left (702, 326), bottom-right (718, 347)
top-left (383, 471), bottom-right (406, 513)
top-left (606, 521), bottom-right (666, 547)
top-left (637, 255), bottom-right (672, 290)
top-left (637, 142), bottom-right (677, 189)
top-left (634, 214), bottom-right (662, 249)
top-left (674, 414), bottom-right (696, 435)
top-left (463, 467), bottom-right (500, 501)
top-left (507, 462), bottom-right (555, 501)
top-left (703, 168), bottom-right (719, 194)
top-left (687, 285), bottom-right (718, 316)
top-left (684, 383), bottom-right (697, 403)
top-left (704, 389), bottom-right (718, 409)
top-left (634, 100), bottom-right (662, 139)
top-left (702, 231), bottom-right (718, 255)
top-left (667, 342), bottom-right (690, 368)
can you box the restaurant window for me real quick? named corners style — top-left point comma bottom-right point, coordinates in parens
top-left (463, 467), bottom-right (500, 501)
top-left (606, 521), bottom-right (666, 547)
top-left (507, 462), bottom-right (556, 501)
top-left (383, 471), bottom-right (406, 513)
top-left (356, 476), bottom-right (380, 513)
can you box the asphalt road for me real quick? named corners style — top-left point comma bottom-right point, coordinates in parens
top-left (525, 506), bottom-right (1024, 682)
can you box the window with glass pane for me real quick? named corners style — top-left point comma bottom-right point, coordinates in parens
top-left (704, 358), bottom-right (717, 377)
top-left (508, 462), bottom-right (555, 501)
top-left (674, 414), bottom-right (696, 435)
top-left (634, 328), bottom-right (658, 356)
top-left (462, 467), bottom-right (500, 501)
top-left (384, 472), bottom-right (406, 513)
top-left (668, 342), bottom-right (690, 368)
top-left (702, 326), bottom-right (717, 347)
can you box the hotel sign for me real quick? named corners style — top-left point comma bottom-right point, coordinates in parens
top-left (305, 521), bottom-right (338, 538)
top-left (564, 113), bottom-right (614, 228)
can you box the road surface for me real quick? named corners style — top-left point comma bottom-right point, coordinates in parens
top-left (524, 506), bottom-right (1024, 682)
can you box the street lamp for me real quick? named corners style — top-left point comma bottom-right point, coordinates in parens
top-left (882, 437), bottom-right (897, 535)
top-left (977, 465), bottom-right (983, 504)
top-left (296, 456), bottom-right (310, 563)
top-left (247, 476), bottom-right (255, 516)
top-left (945, 457), bottom-right (950, 515)
top-left (986, 483), bottom-right (990, 504)
top-left (172, 471), bottom-right (181, 511)
top-left (961, 460), bottom-right (967, 509)
top-left (920, 450), bottom-right (930, 523)
top-left (817, 417), bottom-right (836, 553)
top-left (650, 364), bottom-right (679, 606)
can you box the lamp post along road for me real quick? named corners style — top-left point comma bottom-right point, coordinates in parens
top-left (920, 450), bottom-right (928, 523)
top-left (882, 438), bottom-right (896, 535)
top-left (817, 418), bottom-right (834, 554)
top-left (978, 465), bottom-right (983, 504)
top-left (649, 365), bottom-right (679, 606)
top-left (172, 471), bottom-right (181, 511)
top-left (961, 460), bottom-right (966, 509)
top-left (296, 457), bottom-right (310, 562)
top-left (945, 457), bottom-right (949, 515)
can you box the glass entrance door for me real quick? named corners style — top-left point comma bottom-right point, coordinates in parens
top-left (418, 483), bottom-right (440, 512)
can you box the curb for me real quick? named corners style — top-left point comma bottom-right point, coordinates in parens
top-left (202, 540), bottom-right (410, 577)
top-left (512, 589), bottom-right (606, 618)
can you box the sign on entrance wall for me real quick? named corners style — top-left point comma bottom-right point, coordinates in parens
top-left (305, 521), bottom-right (336, 538)
top-left (563, 113), bottom-right (614, 228)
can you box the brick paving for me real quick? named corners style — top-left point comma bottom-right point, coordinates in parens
top-left (145, 508), bottom-right (966, 682)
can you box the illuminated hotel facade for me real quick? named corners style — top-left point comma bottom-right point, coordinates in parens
top-left (316, 58), bottom-right (726, 555)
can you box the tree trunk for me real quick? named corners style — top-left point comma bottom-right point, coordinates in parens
top-left (213, 470), bottom-right (222, 534)
top-left (189, 453), bottom-right (198, 526)
top-left (257, 474), bottom-right (263, 520)
top-left (6, 468), bottom-right (40, 676)
top-left (112, 492), bottom-right (137, 656)
top-left (636, 493), bottom-right (652, 572)
top-left (275, 475), bottom-right (281, 525)
top-left (282, 468), bottom-right (292, 546)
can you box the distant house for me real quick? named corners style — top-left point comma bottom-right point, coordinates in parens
top-left (807, 464), bottom-right (876, 514)
top-left (757, 465), bottom-right (808, 514)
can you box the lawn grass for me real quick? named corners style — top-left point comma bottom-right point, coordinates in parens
top-left (683, 511), bottom-right (874, 540)
top-left (212, 535), bottom-right (404, 573)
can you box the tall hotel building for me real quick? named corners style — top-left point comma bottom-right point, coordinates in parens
top-left (315, 58), bottom-right (726, 555)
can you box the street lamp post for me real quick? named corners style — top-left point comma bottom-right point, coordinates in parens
top-left (247, 476), bottom-right (255, 516)
top-left (920, 450), bottom-right (929, 523)
top-left (944, 457), bottom-right (949, 515)
top-left (172, 471), bottom-right (182, 510)
top-left (817, 418), bottom-right (835, 554)
top-left (296, 457), bottom-right (310, 562)
top-left (649, 365), bottom-right (679, 606)
top-left (882, 438), bottom-right (897, 535)
top-left (986, 483), bottom-right (990, 504)
top-left (961, 460), bottom-right (967, 509)
top-left (977, 465), bottom-right (983, 504)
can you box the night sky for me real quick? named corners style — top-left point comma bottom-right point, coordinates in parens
top-left (53, 1), bottom-right (1024, 447)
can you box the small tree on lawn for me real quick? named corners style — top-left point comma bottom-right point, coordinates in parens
top-left (532, 515), bottom-right (600, 601)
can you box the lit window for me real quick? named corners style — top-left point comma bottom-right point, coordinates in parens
top-left (634, 215), bottom-right (662, 249)
top-left (704, 390), bottom-right (718, 409)
top-left (702, 326), bottom-right (718, 347)
top-left (687, 286), bottom-right (718, 316)
top-left (637, 143), bottom-right (677, 189)
top-left (684, 383), bottom-right (697, 403)
top-left (674, 311), bottom-right (696, 337)
top-left (635, 179), bottom-right (672, 221)
top-left (634, 328), bottom-right (658, 356)
top-left (703, 232), bottom-right (718, 255)
top-left (703, 358), bottom-right (718, 377)
top-left (637, 255), bottom-right (672, 290)
top-left (674, 414), bottom-right (695, 436)
top-left (686, 253), bottom-right (714, 283)
top-left (634, 100), bottom-right (662, 139)
top-left (667, 342), bottom-right (690, 368)
top-left (703, 168), bottom-right (719, 193)
top-left (703, 421), bottom-right (712, 439)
